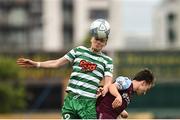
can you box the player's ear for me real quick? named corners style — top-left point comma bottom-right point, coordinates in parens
top-left (141, 81), bottom-right (146, 86)
top-left (90, 37), bottom-right (94, 43)
top-left (142, 81), bottom-right (147, 86)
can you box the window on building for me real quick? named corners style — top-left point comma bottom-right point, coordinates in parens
top-left (167, 13), bottom-right (176, 43)
top-left (62, 0), bottom-right (73, 49)
top-left (8, 7), bottom-right (28, 27)
top-left (63, 26), bottom-right (73, 49)
top-left (0, 0), bottom-right (43, 52)
top-left (89, 9), bottom-right (108, 20)
top-left (29, 0), bottom-right (42, 14)
top-left (168, 28), bottom-right (176, 43)
top-left (167, 13), bottom-right (176, 25)
top-left (30, 27), bottom-right (43, 50)
top-left (8, 30), bottom-right (29, 50)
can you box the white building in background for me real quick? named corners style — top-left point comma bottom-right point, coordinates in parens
top-left (42, 0), bottom-right (157, 51)
top-left (153, 0), bottom-right (180, 50)
top-left (72, 0), bottom-right (160, 51)
top-left (123, 33), bottom-right (153, 50)
top-left (42, 0), bottom-right (123, 51)
top-left (3, 0), bottom-right (179, 52)
top-left (43, 0), bottom-right (63, 51)
top-left (73, 0), bottom-right (123, 51)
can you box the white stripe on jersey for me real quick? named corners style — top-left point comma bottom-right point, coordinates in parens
top-left (67, 87), bottom-right (96, 98)
top-left (76, 46), bottom-right (112, 63)
top-left (76, 50), bottom-right (107, 64)
top-left (63, 55), bottom-right (73, 62)
top-left (69, 79), bottom-right (98, 90)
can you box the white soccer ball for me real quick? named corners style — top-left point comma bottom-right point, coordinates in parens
top-left (90, 19), bottom-right (110, 40)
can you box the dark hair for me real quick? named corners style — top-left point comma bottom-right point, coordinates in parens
top-left (133, 68), bottom-right (155, 85)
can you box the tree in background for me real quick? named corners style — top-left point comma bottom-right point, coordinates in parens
top-left (82, 34), bottom-right (91, 48)
top-left (0, 56), bottom-right (26, 113)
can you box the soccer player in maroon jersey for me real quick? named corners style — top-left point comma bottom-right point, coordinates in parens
top-left (96, 68), bottom-right (155, 119)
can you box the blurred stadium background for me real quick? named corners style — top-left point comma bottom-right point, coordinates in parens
top-left (0, 0), bottom-right (180, 119)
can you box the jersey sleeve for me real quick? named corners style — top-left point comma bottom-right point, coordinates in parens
top-left (114, 76), bottom-right (132, 90)
top-left (104, 58), bottom-right (113, 77)
top-left (63, 47), bottom-right (77, 62)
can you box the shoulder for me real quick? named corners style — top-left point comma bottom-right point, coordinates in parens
top-left (114, 76), bottom-right (132, 90)
top-left (101, 53), bottom-right (113, 63)
top-left (75, 46), bottom-right (89, 50)
top-left (68, 46), bottom-right (89, 53)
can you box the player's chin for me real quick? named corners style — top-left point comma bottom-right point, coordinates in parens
top-left (93, 48), bottom-right (101, 52)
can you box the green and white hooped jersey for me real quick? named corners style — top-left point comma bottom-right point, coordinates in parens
top-left (64, 46), bottom-right (113, 98)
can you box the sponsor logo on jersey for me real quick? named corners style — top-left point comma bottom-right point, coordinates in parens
top-left (79, 60), bottom-right (97, 72)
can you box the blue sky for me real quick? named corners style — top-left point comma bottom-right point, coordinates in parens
top-left (122, 0), bottom-right (162, 34)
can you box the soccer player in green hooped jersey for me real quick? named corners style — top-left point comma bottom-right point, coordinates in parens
top-left (17, 19), bottom-right (113, 119)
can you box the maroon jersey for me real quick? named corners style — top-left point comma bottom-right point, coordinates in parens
top-left (96, 84), bottom-right (134, 119)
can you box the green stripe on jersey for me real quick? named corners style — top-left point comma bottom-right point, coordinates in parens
top-left (66, 51), bottom-right (75, 60)
top-left (76, 47), bottom-right (112, 63)
top-left (68, 83), bottom-right (97, 94)
top-left (72, 67), bottom-right (103, 80)
top-left (70, 76), bottom-right (99, 87)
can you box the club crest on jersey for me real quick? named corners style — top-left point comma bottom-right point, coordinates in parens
top-left (79, 60), bottom-right (97, 72)
top-left (122, 93), bottom-right (130, 104)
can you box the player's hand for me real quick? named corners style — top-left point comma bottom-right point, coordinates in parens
top-left (96, 87), bottom-right (103, 98)
top-left (17, 58), bottom-right (37, 68)
top-left (101, 86), bottom-right (108, 97)
top-left (112, 95), bottom-right (122, 108)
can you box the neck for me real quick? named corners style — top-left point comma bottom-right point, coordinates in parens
top-left (132, 80), bottom-right (140, 91)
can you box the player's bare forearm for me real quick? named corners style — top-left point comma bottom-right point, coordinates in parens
top-left (109, 84), bottom-right (122, 108)
top-left (37, 57), bottom-right (69, 68)
top-left (17, 57), bottom-right (69, 68)
top-left (109, 84), bottom-right (121, 97)
top-left (101, 76), bottom-right (113, 96)
top-left (37, 60), bottom-right (59, 68)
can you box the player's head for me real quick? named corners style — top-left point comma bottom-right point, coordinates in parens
top-left (90, 19), bottom-right (110, 41)
top-left (89, 19), bottom-right (110, 52)
top-left (133, 68), bottom-right (155, 95)
top-left (90, 37), bottom-right (107, 52)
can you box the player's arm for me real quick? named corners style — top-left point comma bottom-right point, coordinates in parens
top-left (101, 76), bottom-right (113, 97)
top-left (109, 83), bottom-right (122, 108)
top-left (36, 57), bottom-right (69, 68)
top-left (101, 58), bottom-right (113, 96)
top-left (17, 47), bottom-right (78, 68)
top-left (111, 76), bottom-right (132, 108)
top-left (17, 57), bottom-right (69, 68)
top-left (96, 86), bottom-right (103, 98)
